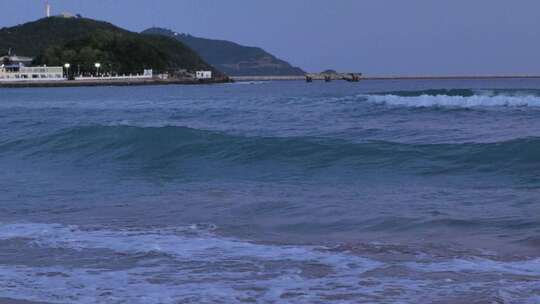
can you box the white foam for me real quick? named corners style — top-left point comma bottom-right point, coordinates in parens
top-left (2, 223), bottom-right (540, 303)
top-left (0, 263), bottom-right (429, 304)
top-left (2, 263), bottom-right (539, 304)
top-left (366, 94), bottom-right (540, 108)
top-left (0, 223), bottom-right (387, 303)
top-left (0, 265), bottom-right (242, 304)
top-left (0, 223), bottom-right (378, 270)
top-left (406, 257), bottom-right (540, 276)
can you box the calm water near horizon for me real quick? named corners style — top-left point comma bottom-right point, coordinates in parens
top-left (1, 79), bottom-right (540, 303)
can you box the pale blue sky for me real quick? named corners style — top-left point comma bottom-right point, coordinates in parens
top-left (1, 0), bottom-right (539, 75)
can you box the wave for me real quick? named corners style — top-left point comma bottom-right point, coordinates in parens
top-left (365, 89), bottom-right (540, 108)
top-left (0, 222), bottom-right (380, 304)
top-left (373, 88), bottom-right (540, 98)
top-left (0, 223), bottom-right (376, 267)
top-left (375, 89), bottom-right (478, 97)
top-left (2, 125), bottom-right (540, 174)
top-left (1, 223), bottom-right (539, 303)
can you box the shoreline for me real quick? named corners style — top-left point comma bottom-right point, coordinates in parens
top-left (0, 78), bottom-right (230, 88)
top-left (2, 75), bottom-right (540, 88)
top-left (232, 75), bottom-right (540, 82)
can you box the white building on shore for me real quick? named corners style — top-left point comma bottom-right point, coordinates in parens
top-left (196, 71), bottom-right (212, 80)
top-left (0, 64), bottom-right (65, 82)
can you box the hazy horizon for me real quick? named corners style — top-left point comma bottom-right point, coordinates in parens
top-left (1, 0), bottom-right (540, 76)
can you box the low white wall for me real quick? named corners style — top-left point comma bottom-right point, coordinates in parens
top-left (74, 75), bottom-right (153, 81)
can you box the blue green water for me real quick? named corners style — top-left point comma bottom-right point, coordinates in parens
top-left (1, 80), bottom-right (540, 303)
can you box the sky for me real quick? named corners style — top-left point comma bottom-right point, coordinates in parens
top-left (1, 0), bottom-right (540, 76)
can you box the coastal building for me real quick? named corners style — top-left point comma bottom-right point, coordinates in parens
top-left (44, 1), bottom-right (80, 19)
top-left (196, 71), bottom-right (212, 80)
top-left (1, 55), bottom-right (33, 66)
top-left (143, 69), bottom-right (153, 77)
top-left (0, 49), bottom-right (64, 82)
top-left (0, 64), bottom-right (65, 81)
top-left (58, 12), bottom-right (76, 18)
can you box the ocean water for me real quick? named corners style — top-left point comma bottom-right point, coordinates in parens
top-left (1, 79), bottom-right (540, 303)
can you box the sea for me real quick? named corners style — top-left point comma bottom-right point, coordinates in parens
top-left (1, 79), bottom-right (540, 303)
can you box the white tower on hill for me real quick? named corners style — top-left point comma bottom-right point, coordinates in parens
top-left (45, 0), bottom-right (51, 18)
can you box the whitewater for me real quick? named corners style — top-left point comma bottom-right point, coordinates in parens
top-left (1, 79), bottom-right (540, 303)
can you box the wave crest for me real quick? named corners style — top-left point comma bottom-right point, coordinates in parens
top-left (2, 125), bottom-right (540, 176)
top-left (366, 89), bottom-right (540, 108)
top-left (376, 89), bottom-right (477, 97)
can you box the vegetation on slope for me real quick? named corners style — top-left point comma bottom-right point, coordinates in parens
top-left (143, 28), bottom-right (305, 76)
top-left (0, 17), bottom-right (216, 75)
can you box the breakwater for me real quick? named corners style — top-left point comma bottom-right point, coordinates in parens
top-left (232, 74), bottom-right (540, 82)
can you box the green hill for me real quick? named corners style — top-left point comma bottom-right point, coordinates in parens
top-left (142, 28), bottom-right (305, 76)
top-left (0, 17), bottom-right (217, 75)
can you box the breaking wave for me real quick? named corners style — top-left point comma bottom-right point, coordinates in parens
top-left (0, 222), bottom-right (539, 303)
top-left (0, 223), bottom-right (375, 267)
top-left (365, 89), bottom-right (540, 108)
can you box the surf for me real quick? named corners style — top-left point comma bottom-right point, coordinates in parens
top-left (365, 89), bottom-right (540, 108)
